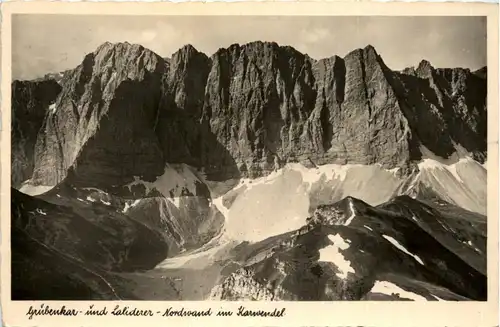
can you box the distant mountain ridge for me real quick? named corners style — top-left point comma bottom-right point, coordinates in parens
top-left (12, 41), bottom-right (487, 190)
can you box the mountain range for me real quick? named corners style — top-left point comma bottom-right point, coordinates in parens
top-left (11, 41), bottom-right (487, 301)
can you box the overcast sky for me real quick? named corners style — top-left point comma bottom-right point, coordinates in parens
top-left (12, 15), bottom-right (486, 80)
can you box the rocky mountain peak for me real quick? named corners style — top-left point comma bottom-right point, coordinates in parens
top-left (230, 41), bottom-right (280, 51)
top-left (95, 41), bottom-right (143, 54)
top-left (363, 44), bottom-right (377, 53)
top-left (474, 66), bottom-right (487, 79)
top-left (344, 44), bottom-right (379, 59)
top-left (170, 44), bottom-right (209, 69)
top-left (28, 41), bottom-right (169, 187)
top-left (170, 44), bottom-right (207, 65)
top-left (90, 41), bottom-right (166, 78)
top-left (212, 41), bottom-right (304, 62)
top-left (415, 59), bottom-right (434, 77)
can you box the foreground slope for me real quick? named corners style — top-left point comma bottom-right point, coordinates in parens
top-left (11, 188), bottom-right (168, 300)
top-left (10, 161), bottom-right (487, 301)
top-left (211, 196), bottom-right (486, 301)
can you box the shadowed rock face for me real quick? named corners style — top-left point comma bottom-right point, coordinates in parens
top-left (31, 42), bottom-right (169, 188)
top-left (11, 79), bottom-right (61, 188)
top-left (396, 61), bottom-right (487, 163)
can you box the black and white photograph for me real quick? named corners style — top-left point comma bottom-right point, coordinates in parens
top-left (8, 13), bottom-right (490, 303)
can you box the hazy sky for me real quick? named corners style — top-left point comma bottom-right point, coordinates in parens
top-left (12, 15), bottom-right (487, 80)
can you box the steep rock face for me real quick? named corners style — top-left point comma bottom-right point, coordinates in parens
top-left (20, 41), bottom-right (487, 185)
top-left (311, 47), bottom-right (412, 168)
top-left (16, 43), bottom-right (228, 267)
top-left (202, 42), bottom-right (318, 176)
top-left (154, 45), bottom-right (238, 179)
top-left (165, 44), bottom-right (211, 118)
top-left (200, 43), bottom-right (486, 177)
top-left (396, 61), bottom-right (487, 162)
top-left (31, 42), bottom-right (168, 188)
top-left (11, 80), bottom-right (61, 188)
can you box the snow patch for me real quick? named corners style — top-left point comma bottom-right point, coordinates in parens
top-left (418, 144), bottom-right (480, 184)
top-left (461, 238), bottom-right (482, 253)
top-left (363, 225), bottom-right (373, 231)
top-left (212, 197), bottom-right (230, 222)
top-left (231, 170), bottom-right (285, 194)
top-left (344, 199), bottom-right (357, 226)
top-left (77, 198), bottom-right (85, 202)
top-left (19, 182), bottom-right (54, 196)
top-left (157, 239), bottom-right (235, 269)
top-left (35, 208), bottom-right (47, 216)
top-left (382, 235), bottom-right (424, 265)
top-left (83, 187), bottom-right (106, 193)
top-left (318, 234), bottom-right (355, 279)
top-left (86, 196), bottom-right (96, 203)
top-left (437, 220), bottom-right (450, 231)
top-left (221, 162), bottom-right (405, 243)
top-left (388, 167), bottom-right (400, 176)
top-left (125, 164), bottom-right (201, 199)
top-left (101, 199), bottom-right (111, 206)
top-left (418, 158), bottom-right (463, 184)
top-left (431, 294), bottom-right (447, 301)
top-left (287, 163), bottom-right (365, 189)
top-left (166, 197), bottom-right (181, 208)
top-left (49, 103), bottom-right (57, 113)
top-left (123, 199), bottom-right (141, 213)
top-left (417, 145), bottom-right (486, 215)
top-left (371, 281), bottom-right (428, 301)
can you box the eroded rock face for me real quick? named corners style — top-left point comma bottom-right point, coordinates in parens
top-left (11, 79), bottom-right (61, 188)
top-left (310, 47), bottom-right (412, 168)
top-left (396, 60), bottom-right (487, 162)
top-left (31, 42), bottom-right (169, 188)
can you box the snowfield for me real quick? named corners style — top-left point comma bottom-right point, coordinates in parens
top-left (19, 182), bottom-right (54, 196)
top-left (213, 154), bottom-right (486, 243)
